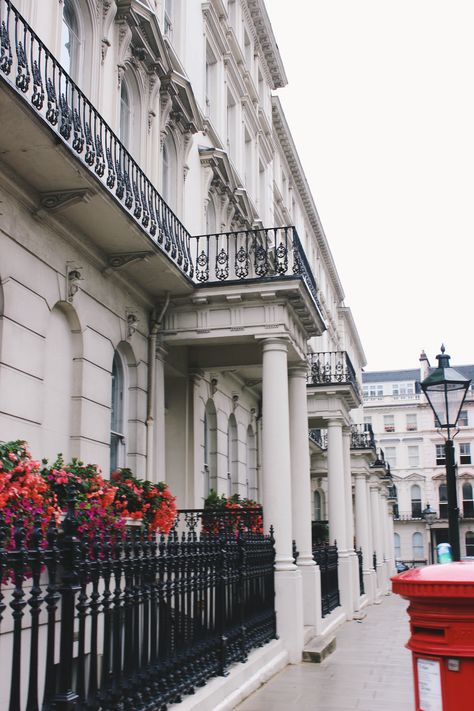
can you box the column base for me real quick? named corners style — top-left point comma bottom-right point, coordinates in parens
top-left (362, 569), bottom-right (377, 604)
top-left (297, 559), bottom-right (322, 632)
top-left (336, 552), bottom-right (355, 618)
top-left (275, 567), bottom-right (304, 663)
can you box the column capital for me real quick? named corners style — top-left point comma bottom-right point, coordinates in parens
top-left (288, 363), bottom-right (309, 380)
top-left (327, 418), bottom-right (343, 429)
top-left (260, 336), bottom-right (289, 354)
top-left (155, 343), bottom-right (168, 361)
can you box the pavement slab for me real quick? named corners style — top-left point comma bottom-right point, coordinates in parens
top-left (236, 593), bottom-right (415, 711)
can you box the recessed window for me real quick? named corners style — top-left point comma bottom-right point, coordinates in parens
top-left (411, 484), bottom-right (422, 518)
top-left (466, 531), bottom-right (474, 556)
top-left (439, 484), bottom-right (448, 518)
top-left (61, 0), bottom-right (80, 79)
top-left (460, 443), bottom-right (471, 465)
top-left (110, 352), bottom-right (125, 472)
top-left (436, 444), bottom-right (446, 466)
top-left (463, 483), bottom-right (474, 518)
top-left (406, 413), bottom-right (417, 431)
top-left (459, 410), bottom-right (469, 427)
top-left (384, 414), bottom-right (395, 432)
top-left (412, 532), bottom-right (424, 559)
top-left (385, 446), bottom-right (396, 469)
top-left (408, 445), bottom-right (419, 468)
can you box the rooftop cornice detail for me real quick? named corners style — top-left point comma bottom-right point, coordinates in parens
top-left (245, 0), bottom-right (287, 89)
top-left (271, 97), bottom-right (345, 303)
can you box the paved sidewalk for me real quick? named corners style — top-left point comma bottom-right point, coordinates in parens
top-left (236, 593), bottom-right (415, 711)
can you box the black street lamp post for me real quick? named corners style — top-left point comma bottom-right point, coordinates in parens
top-left (420, 346), bottom-right (471, 562)
top-left (422, 503), bottom-right (437, 564)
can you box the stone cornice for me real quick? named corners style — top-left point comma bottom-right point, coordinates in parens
top-left (245, 0), bottom-right (287, 89)
top-left (272, 96), bottom-right (345, 304)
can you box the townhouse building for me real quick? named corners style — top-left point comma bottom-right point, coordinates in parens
top-left (0, 1), bottom-right (394, 708)
top-left (363, 352), bottom-right (474, 566)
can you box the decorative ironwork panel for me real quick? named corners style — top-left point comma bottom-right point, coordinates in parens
top-left (312, 544), bottom-right (340, 617)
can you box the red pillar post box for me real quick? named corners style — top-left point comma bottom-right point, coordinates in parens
top-left (392, 562), bottom-right (474, 711)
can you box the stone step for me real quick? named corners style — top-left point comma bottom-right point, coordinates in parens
top-left (303, 625), bottom-right (316, 645)
top-left (302, 635), bottom-right (336, 663)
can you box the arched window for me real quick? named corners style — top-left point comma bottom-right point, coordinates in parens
top-left (439, 484), bottom-right (448, 519)
top-left (162, 134), bottom-right (177, 207)
top-left (246, 425), bottom-right (257, 500)
top-left (120, 80), bottom-right (132, 149)
top-left (463, 482), bottom-right (474, 518)
top-left (203, 399), bottom-right (217, 499)
top-left (313, 491), bottom-right (322, 521)
top-left (394, 532), bottom-right (401, 560)
top-left (61, 0), bottom-right (80, 79)
top-left (411, 484), bottom-right (422, 518)
top-left (412, 532), bottom-right (424, 560)
top-left (206, 199), bottom-right (216, 234)
top-left (227, 414), bottom-right (238, 496)
top-left (466, 531), bottom-right (474, 557)
top-left (110, 351), bottom-right (125, 471)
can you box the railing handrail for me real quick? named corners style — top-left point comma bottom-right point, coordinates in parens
top-left (0, 0), bottom-right (196, 278)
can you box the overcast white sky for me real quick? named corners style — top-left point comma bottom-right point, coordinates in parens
top-left (265, 0), bottom-right (474, 372)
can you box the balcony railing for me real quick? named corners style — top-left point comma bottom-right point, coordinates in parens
top-left (350, 424), bottom-right (375, 450)
top-left (0, 0), bottom-right (194, 277)
top-left (307, 351), bottom-right (360, 394)
top-left (191, 227), bottom-right (321, 310)
top-left (0, 0), bottom-right (322, 311)
top-left (0, 501), bottom-right (276, 710)
top-left (312, 544), bottom-right (340, 617)
top-left (309, 428), bottom-right (327, 449)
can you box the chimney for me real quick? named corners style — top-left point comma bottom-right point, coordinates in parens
top-left (419, 349), bottom-right (430, 380)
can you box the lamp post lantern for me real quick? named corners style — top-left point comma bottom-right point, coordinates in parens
top-left (420, 345), bottom-right (471, 562)
top-left (422, 503), bottom-right (437, 564)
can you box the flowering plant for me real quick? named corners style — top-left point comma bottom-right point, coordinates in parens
top-left (111, 469), bottom-right (177, 534)
top-left (0, 441), bottom-right (177, 548)
top-left (203, 490), bottom-right (263, 535)
top-left (0, 440), bottom-right (60, 549)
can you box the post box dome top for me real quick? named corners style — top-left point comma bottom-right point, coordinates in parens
top-left (392, 562), bottom-right (474, 599)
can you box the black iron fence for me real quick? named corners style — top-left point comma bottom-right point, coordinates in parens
top-left (357, 549), bottom-right (364, 596)
top-left (191, 227), bottom-right (321, 311)
top-left (0, 501), bottom-right (276, 710)
top-left (312, 544), bottom-right (340, 617)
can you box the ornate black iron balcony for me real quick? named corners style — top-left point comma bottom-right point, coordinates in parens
top-left (0, 0), bottom-right (195, 277)
top-left (0, 0), bottom-right (322, 312)
top-left (307, 351), bottom-right (360, 394)
top-left (309, 428), bottom-right (327, 449)
top-left (191, 226), bottom-right (321, 309)
top-left (350, 424), bottom-right (375, 449)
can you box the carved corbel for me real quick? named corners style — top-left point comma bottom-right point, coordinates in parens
top-left (126, 309), bottom-right (139, 339)
top-left (66, 264), bottom-right (83, 303)
top-left (102, 251), bottom-right (154, 276)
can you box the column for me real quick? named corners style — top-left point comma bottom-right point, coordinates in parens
top-left (289, 366), bottom-right (321, 631)
top-left (261, 338), bottom-right (303, 662)
top-left (327, 419), bottom-right (352, 616)
top-left (377, 490), bottom-right (390, 593)
top-left (369, 479), bottom-right (383, 601)
top-left (343, 428), bottom-right (358, 614)
top-left (354, 473), bottom-right (376, 602)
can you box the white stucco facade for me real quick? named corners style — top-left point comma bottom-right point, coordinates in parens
top-left (0, 0), bottom-right (395, 707)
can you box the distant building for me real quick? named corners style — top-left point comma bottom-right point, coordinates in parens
top-left (363, 352), bottom-right (474, 564)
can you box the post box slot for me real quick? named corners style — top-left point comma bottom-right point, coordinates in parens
top-left (413, 626), bottom-right (445, 637)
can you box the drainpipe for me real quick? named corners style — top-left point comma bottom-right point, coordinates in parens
top-left (146, 292), bottom-right (170, 481)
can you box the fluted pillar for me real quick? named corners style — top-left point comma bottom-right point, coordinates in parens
top-left (289, 366), bottom-right (320, 630)
top-left (354, 473), bottom-right (376, 602)
top-left (261, 338), bottom-right (303, 661)
top-left (154, 344), bottom-right (167, 483)
top-left (327, 419), bottom-right (352, 616)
